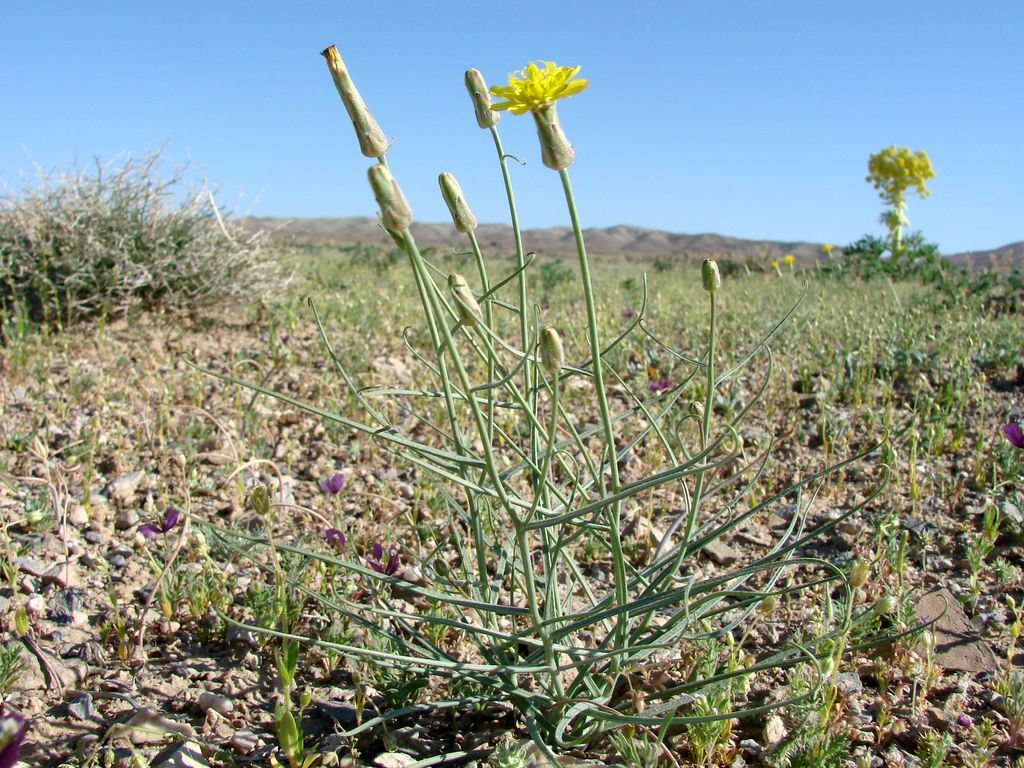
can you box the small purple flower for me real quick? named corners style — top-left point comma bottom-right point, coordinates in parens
top-left (366, 543), bottom-right (400, 576)
top-left (0, 709), bottom-right (26, 768)
top-left (1004, 423), bottom-right (1024, 449)
top-left (325, 527), bottom-right (346, 551)
top-left (648, 377), bottom-right (671, 394)
top-left (956, 713), bottom-right (972, 727)
top-left (319, 472), bottom-right (346, 495)
top-left (622, 309), bottom-right (636, 319)
top-left (139, 507), bottom-right (180, 539)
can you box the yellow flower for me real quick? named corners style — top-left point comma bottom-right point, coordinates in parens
top-left (769, 258), bottom-right (779, 270)
top-left (822, 243), bottom-right (834, 254)
top-left (783, 254), bottom-right (795, 264)
top-left (490, 61), bottom-right (588, 115)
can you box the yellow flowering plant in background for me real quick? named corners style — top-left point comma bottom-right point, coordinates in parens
top-left (866, 145), bottom-right (935, 256)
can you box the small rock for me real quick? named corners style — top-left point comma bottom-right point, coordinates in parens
top-left (43, 562), bottom-right (80, 589)
top-left (373, 752), bottom-right (416, 768)
top-left (114, 508), bottom-right (140, 530)
top-left (84, 530), bottom-right (104, 545)
top-left (836, 671), bottom-right (863, 696)
top-left (26, 594), bottom-right (46, 617)
top-left (107, 470), bottom-right (146, 504)
top-left (703, 538), bottom-right (740, 566)
top-left (107, 554), bottom-right (127, 568)
top-left (915, 587), bottom-right (1000, 673)
top-left (68, 504), bottom-right (90, 526)
top-left (109, 708), bottom-right (196, 745)
top-left (66, 692), bottom-right (96, 721)
top-left (50, 588), bottom-right (85, 623)
top-left (398, 482), bottom-right (414, 500)
top-left (229, 730), bottom-right (260, 754)
top-left (14, 557), bottom-right (46, 578)
top-left (763, 714), bottom-right (787, 747)
top-left (197, 691), bottom-right (234, 717)
top-left (150, 740), bottom-right (209, 768)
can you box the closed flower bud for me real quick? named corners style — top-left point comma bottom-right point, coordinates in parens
top-left (758, 595), bottom-right (777, 614)
top-left (438, 172), bottom-right (477, 233)
top-left (849, 558), bottom-right (870, 588)
top-left (368, 164), bottom-right (413, 233)
top-left (701, 259), bottom-right (721, 294)
top-left (465, 69), bottom-right (499, 129)
top-left (532, 105), bottom-right (574, 170)
top-left (448, 273), bottom-right (482, 327)
top-left (540, 326), bottom-right (565, 374)
top-left (322, 45), bottom-right (389, 158)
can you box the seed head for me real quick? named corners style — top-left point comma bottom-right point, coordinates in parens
top-left (701, 259), bottom-right (721, 294)
top-left (438, 172), bottom-right (477, 233)
top-left (540, 326), bottom-right (565, 374)
top-left (321, 45), bottom-right (389, 158)
top-left (465, 69), bottom-right (499, 129)
top-left (448, 273), bottom-right (483, 327)
top-left (368, 163), bottom-right (413, 234)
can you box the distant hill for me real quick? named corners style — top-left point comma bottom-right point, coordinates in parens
top-left (241, 216), bottom-right (1022, 268)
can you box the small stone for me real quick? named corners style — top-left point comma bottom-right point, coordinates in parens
top-left (373, 753), bottom-right (416, 768)
top-left (114, 508), bottom-right (140, 530)
top-left (763, 714), bottom-right (787, 747)
top-left (229, 730), bottom-right (260, 754)
top-left (26, 594), bottom-right (46, 617)
top-left (14, 557), bottom-right (46, 578)
top-left (914, 587), bottom-right (1000, 673)
top-left (68, 504), bottom-right (90, 526)
top-left (85, 530), bottom-right (104, 545)
top-left (109, 708), bottom-right (196, 745)
top-left (703, 538), bottom-right (741, 566)
top-left (108, 554), bottom-right (127, 568)
top-left (43, 562), bottom-right (80, 589)
top-left (398, 482), bottom-right (414, 500)
top-left (50, 588), bottom-right (85, 623)
top-left (106, 470), bottom-right (146, 504)
top-left (836, 671), bottom-right (863, 696)
top-left (197, 691), bottom-right (234, 717)
top-left (66, 692), bottom-right (96, 721)
top-left (150, 740), bottom-right (209, 768)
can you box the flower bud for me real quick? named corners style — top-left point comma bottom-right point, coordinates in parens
top-left (465, 69), bottom-right (499, 129)
top-left (701, 259), bottom-right (721, 294)
top-left (540, 326), bottom-right (565, 374)
top-left (448, 273), bottom-right (482, 327)
top-left (438, 172), bottom-right (477, 233)
top-left (531, 105), bottom-right (574, 170)
top-left (368, 163), bottom-right (413, 233)
top-left (757, 595), bottom-right (777, 615)
top-left (849, 558), bottom-right (870, 588)
top-left (321, 45), bottom-right (389, 158)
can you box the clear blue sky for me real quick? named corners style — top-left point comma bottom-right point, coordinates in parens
top-left (3, 2), bottom-right (1021, 253)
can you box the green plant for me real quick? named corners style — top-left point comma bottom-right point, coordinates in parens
top-left (0, 150), bottom-right (275, 329)
top-left (198, 49), bottom-right (893, 759)
top-left (0, 641), bottom-right (25, 698)
top-left (865, 145), bottom-right (935, 257)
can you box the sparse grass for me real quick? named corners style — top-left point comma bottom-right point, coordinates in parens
top-left (1, 241), bottom-right (1023, 766)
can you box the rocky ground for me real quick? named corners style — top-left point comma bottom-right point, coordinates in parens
top-left (2, 280), bottom-right (1023, 767)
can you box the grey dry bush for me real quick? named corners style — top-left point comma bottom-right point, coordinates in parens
top-left (0, 151), bottom-right (274, 329)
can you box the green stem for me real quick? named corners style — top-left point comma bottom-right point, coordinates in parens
top-left (683, 289), bottom-right (717, 546)
top-left (557, 168), bottom-right (628, 668)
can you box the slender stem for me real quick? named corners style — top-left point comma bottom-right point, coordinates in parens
top-left (557, 168), bottom-right (628, 666)
top-left (682, 290), bottom-right (717, 546)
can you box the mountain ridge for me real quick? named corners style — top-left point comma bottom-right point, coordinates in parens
top-left (240, 216), bottom-right (1023, 266)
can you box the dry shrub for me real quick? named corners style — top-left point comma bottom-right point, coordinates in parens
top-left (0, 151), bottom-right (275, 327)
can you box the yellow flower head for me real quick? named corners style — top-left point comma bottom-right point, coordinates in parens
top-left (822, 243), bottom-right (834, 254)
top-left (489, 61), bottom-right (588, 115)
top-left (769, 258), bottom-right (779, 270)
top-left (783, 254), bottom-right (795, 264)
